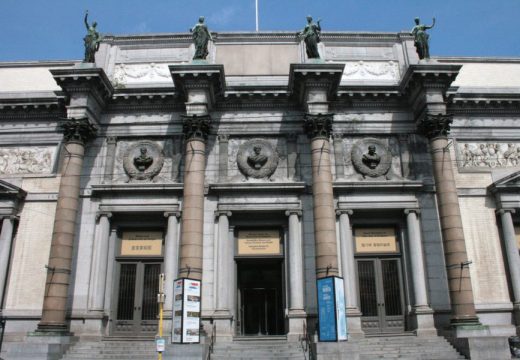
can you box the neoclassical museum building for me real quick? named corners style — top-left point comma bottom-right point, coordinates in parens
top-left (0, 26), bottom-right (520, 360)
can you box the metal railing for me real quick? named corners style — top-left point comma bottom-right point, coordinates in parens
top-left (206, 323), bottom-right (216, 360)
top-left (299, 321), bottom-right (315, 360)
top-left (0, 316), bottom-right (6, 360)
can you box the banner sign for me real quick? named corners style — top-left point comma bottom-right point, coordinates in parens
top-left (317, 276), bottom-right (348, 342)
top-left (172, 278), bottom-right (201, 344)
top-left (354, 227), bottom-right (397, 254)
top-left (121, 231), bottom-right (163, 256)
top-left (237, 230), bottom-right (281, 256)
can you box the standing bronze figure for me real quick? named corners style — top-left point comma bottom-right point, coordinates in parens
top-left (83, 10), bottom-right (102, 63)
top-left (190, 16), bottom-right (213, 60)
top-left (411, 17), bottom-right (435, 60)
top-left (299, 15), bottom-right (322, 59)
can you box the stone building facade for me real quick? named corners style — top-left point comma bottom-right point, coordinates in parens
top-left (0, 31), bottom-right (519, 359)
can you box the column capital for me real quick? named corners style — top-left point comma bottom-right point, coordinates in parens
top-left (106, 136), bottom-right (117, 144)
top-left (336, 209), bottom-right (353, 216)
top-left (285, 209), bottom-right (302, 217)
top-left (215, 210), bottom-right (232, 218)
top-left (182, 114), bottom-right (211, 141)
top-left (303, 113), bottom-right (333, 139)
top-left (404, 209), bottom-right (421, 215)
top-left (95, 211), bottom-right (112, 221)
top-left (417, 113), bottom-right (453, 139)
top-left (332, 132), bottom-right (343, 140)
top-left (497, 208), bottom-right (516, 215)
top-left (217, 134), bottom-right (229, 142)
top-left (61, 117), bottom-right (98, 144)
top-left (164, 211), bottom-right (182, 219)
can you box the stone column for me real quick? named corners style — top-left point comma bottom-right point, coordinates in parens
top-left (0, 216), bottom-right (15, 308)
top-left (88, 211), bottom-right (112, 312)
top-left (286, 210), bottom-right (306, 338)
top-left (304, 114), bottom-right (339, 278)
top-left (418, 114), bottom-right (479, 326)
top-left (38, 118), bottom-right (97, 332)
top-left (497, 209), bottom-right (520, 327)
top-left (214, 210), bottom-right (233, 339)
top-left (336, 210), bottom-right (363, 336)
top-left (164, 211), bottom-right (181, 313)
top-left (178, 115), bottom-right (210, 280)
top-left (405, 209), bottom-right (435, 334)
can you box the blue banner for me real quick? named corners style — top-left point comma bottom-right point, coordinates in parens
top-left (317, 277), bottom-right (337, 341)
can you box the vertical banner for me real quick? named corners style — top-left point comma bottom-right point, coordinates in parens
top-left (172, 278), bottom-right (201, 344)
top-left (317, 276), bottom-right (347, 342)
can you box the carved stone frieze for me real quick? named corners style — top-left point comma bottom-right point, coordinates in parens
top-left (351, 138), bottom-right (392, 179)
top-left (458, 142), bottom-right (520, 169)
top-left (236, 139), bottom-right (279, 179)
top-left (112, 63), bottom-right (172, 86)
top-left (0, 146), bottom-right (56, 175)
top-left (341, 61), bottom-right (399, 81)
top-left (122, 141), bottom-right (165, 182)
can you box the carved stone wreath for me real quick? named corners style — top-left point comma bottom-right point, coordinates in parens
top-left (237, 139), bottom-right (279, 179)
top-left (351, 138), bottom-right (392, 178)
top-left (123, 140), bottom-right (164, 182)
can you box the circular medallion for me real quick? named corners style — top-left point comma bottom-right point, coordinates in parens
top-left (351, 138), bottom-right (391, 178)
top-left (123, 141), bottom-right (164, 181)
top-left (237, 139), bottom-right (279, 179)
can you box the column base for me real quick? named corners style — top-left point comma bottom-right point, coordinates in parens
top-left (213, 310), bottom-right (234, 342)
top-left (2, 332), bottom-right (76, 360)
top-left (287, 309), bottom-right (307, 341)
top-left (346, 308), bottom-right (364, 338)
top-left (411, 306), bottom-right (436, 336)
top-left (447, 324), bottom-right (511, 360)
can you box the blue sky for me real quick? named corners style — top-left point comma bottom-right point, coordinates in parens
top-left (1, 0), bottom-right (519, 61)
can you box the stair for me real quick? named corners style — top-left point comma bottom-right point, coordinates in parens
top-left (210, 337), bottom-right (306, 360)
top-left (60, 340), bottom-right (157, 360)
top-left (316, 335), bottom-right (467, 360)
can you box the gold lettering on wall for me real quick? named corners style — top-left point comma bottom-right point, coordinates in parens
top-left (121, 231), bottom-right (163, 256)
top-left (515, 225), bottom-right (520, 249)
top-left (354, 227), bottom-right (398, 254)
top-left (238, 230), bottom-right (281, 255)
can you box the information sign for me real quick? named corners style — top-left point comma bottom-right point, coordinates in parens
top-left (354, 227), bottom-right (397, 254)
top-left (317, 276), bottom-right (348, 342)
top-left (171, 278), bottom-right (201, 344)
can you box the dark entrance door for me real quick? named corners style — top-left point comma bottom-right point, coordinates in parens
top-left (237, 259), bottom-right (284, 336)
top-left (357, 258), bottom-right (405, 333)
top-left (113, 261), bottom-right (162, 336)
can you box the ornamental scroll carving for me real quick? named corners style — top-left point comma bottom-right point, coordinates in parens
top-left (122, 141), bottom-right (164, 182)
top-left (0, 146), bottom-right (55, 175)
top-left (112, 63), bottom-right (172, 86)
top-left (351, 138), bottom-right (392, 179)
top-left (459, 142), bottom-right (520, 169)
top-left (237, 139), bottom-right (279, 179)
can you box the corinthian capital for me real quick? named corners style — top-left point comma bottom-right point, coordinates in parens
top-left (60, 117), bottom-right (98, 144)
top-left (303, 113), bottom-right (333, 140)
top-left (182, 114), bottom-right (211, 141)
top-left (417, 114), bottom-right (453, 139)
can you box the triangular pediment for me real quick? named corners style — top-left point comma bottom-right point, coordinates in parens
top-left (0, 179), bottom-right (26, 198)
top-left (489, 171), bottom-right (520, 192)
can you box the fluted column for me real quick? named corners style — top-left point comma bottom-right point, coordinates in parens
top-left (164, 211), bottom-right (181, 312)
top-left (178, 115), bottom-right (210, 280)
top-left (418, 114), bottom-right (479, 326)
top-left (304, 114), bottom-right (339, 278)
top-left (38, 118), bottom-right (97, 332)
top-left (0, 216), bottom-right (15, 309)
top-left (88, 211), bottom-right (112, 311)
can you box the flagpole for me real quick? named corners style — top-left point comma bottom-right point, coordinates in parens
top-left (255, 0), bottom-right (259, 32)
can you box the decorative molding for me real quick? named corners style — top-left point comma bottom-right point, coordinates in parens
top-left (113, 63), bottom-right (173, 86)
top-left (0, 146), bottom-right (56, 175)
top-left (303, 113), bottom-right (333, 139)
top-left (417, 114), bottom-right (452, 139)
top-left (340, 61), bottom-right (399, 81)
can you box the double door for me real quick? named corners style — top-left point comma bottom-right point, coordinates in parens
top-left (113, 261), bottom-right (162, 336)
top-left (357, 258), bottom-right (405, 333)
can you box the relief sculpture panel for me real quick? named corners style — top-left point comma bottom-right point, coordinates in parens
top-left (458, 142), bottom-right (520, 169)
top-left (0, 146), bottom-right (56, 175)
top-left (228, 138), bottom-right (285, 181)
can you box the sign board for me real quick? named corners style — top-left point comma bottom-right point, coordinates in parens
top-left (354, 227), bottom-right (397, 254)
top-left (515, 225), bottom-right (520, 249)
top-left (237, 230), bottom-right (281, 256)
top-left (172, 278), bottom-right (201, 344)
top-left (155, 337), bottom-right (165, 352)
top-left (121, 231), bottom-right (163, 256)
top-left (317, 276), bottom-right (348, 342)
